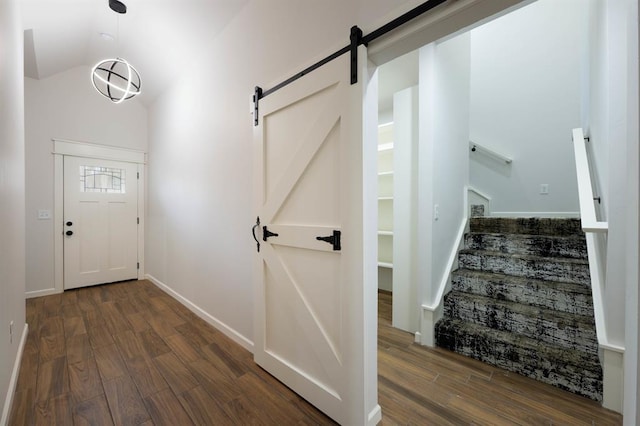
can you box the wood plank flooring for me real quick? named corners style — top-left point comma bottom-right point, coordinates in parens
top-left (376, 291), bottom-right (621, 425)
top-left (9, 281), bottom-right (622, 425)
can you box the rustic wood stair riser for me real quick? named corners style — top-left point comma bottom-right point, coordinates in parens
top-left (458, 250), bottom-right (590, 286)
top-left (443, 291), bottom-right (598, 354)
top-left (451, 269), bottom-right (594, 316)
top-left (464, 233), bottom-right (587, 259)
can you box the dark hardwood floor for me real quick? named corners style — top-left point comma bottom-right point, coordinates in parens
top-left (9, 281), bottom-right (622, 425)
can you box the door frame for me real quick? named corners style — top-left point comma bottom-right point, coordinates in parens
top-left (53, 138), bottom-right (146, 294)
top-left (366, 0), bottom-right (532, 341)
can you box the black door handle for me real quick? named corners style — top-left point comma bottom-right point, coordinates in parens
top-left (316, 230), bottom-right (341, 251)
top-left (66, 230), bottom-right (73, 236)
top-left (263, 226), bottom-right (279, 242)
top-left (252, 217), bottom-right (260, 252)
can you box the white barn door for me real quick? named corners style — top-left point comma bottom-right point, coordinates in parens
top-left (253, 46), bottom-right (378, 425)
top-left (63, 155), bottom-right (139, 289)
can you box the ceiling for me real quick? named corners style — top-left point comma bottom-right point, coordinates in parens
top-left (21, 0), bottom-right (250, 105)
top-left (22, 0), bottom-right (418, 109)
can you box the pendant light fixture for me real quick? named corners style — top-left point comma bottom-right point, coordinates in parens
top-left (91, 0), bottom-right (141, 103)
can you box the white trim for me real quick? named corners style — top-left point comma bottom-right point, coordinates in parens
top-left (420, 205), bottom-right (468, 347)
top-left (602, 348), bottom-right (624, 413)
top-left (468, 185), bottom-right (491, 203)
top-left (489, 211), bottom-right (581, 218)
top-left (573, 127), bottom-right (629, 414)
top-left (145, 274), bottom-right (254, 352)
top-left (1, 324), bottom-right (28, 426)
top-left (53, 140), bottom-right (146, 292)
top-left (25, 288), bottom-right (60, 299)
top-left (136, 163), bottom-right (145, 279)
top-left (367, 0), bottom-right (530, 66)
top-left (468, 186), bottom-right (492, 216)
top-left (367, 404), bottom-right (382, 426)
top-left (601, 342), bottom-right (626, 354)
top-left (53, 154), bottom-right (64, 295)
top-left (52, 138), bottom-right (146, 164)
top-left (587, 231), bottom-right (613, 352)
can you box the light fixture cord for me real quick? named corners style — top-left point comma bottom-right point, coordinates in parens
top-left (116, 14), bottom-right (120, 53)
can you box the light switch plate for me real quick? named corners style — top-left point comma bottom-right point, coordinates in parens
top-left (37, 209), bottom-right (51, 220)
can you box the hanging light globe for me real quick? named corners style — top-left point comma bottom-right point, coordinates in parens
top-left (91, 57), bottom-right (141, 103)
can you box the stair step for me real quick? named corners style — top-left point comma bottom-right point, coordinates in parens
top-left (435, 318), bottom-right (603, 401)
top-left (465, 232), bottom-right (587, 259)
top-left (451, 269), bottom-right (594, 316)
top-left (470, 217), bottom-right (583, 236)
top-left (443, 291), bottom-right (598, 353)
top-left (458, 250), bottom-right (590, 285)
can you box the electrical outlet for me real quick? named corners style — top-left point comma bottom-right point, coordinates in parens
top-left (539, 184), bottom-right (549, 195)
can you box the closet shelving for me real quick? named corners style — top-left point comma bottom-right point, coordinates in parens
top-left (378, 123), bottom-right (394, 270)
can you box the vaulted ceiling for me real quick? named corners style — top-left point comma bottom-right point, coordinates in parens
top-left (21, 0), bottom-right (419, 110)
top-left (21, 0), bottom-right (250, 105)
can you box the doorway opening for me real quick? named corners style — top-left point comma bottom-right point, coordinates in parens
top-left (53, 139), bottom-right (146, 294)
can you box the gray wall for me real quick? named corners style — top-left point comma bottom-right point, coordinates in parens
top-left (469, 0), bottom-right (586, 216)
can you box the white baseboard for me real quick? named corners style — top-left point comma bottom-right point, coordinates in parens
top-left (602, 348), bottom-right (624, 414)
top-left (25, 288), bottom-right (61, 299)
top-left (367, 404), bottom-right (382, 425)
top-left (1, 323), bottom-right (28, 426)
top-left (145, 274), bottom-right (254, 352)
top-left (489, 211), bottom-right (580, 218)
top-left (419, 306), bottom-right (443, 347)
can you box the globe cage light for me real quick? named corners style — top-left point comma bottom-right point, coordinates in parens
top-left (91, 58), bottom-right (141, 103)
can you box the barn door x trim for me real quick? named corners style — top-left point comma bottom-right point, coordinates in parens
top-left (252, 0), bottom-right (447, 126)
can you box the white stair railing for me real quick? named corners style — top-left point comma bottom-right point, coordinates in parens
top-left (572, 127), bottom-right (623, 412)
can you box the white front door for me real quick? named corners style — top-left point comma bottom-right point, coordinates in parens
top-left (253, 46), bottom-right (378, 425)
top-left (63, 155), bottom-right (139, 289)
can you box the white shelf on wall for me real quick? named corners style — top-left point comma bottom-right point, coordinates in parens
top-left (378, 171), bottom-right (393, 199)
top-left (378, 142), bottom-right (394, 152)
top-left (378, 197), bottom-right (393, 201)
top-left (378, 262), bottom-right (393, 269)
top-left (378, 230), bottom-right (393, 236)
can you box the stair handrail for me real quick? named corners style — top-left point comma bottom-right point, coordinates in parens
top-left (469, 140), bottom-right (512, 164)
top-left (572, 128), bottom-right (608, 233)
top-left (571, 128), bottom-right (621, 354)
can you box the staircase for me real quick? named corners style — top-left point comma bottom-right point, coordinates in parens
top-left (435, 217), bottom-right (603, 401)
